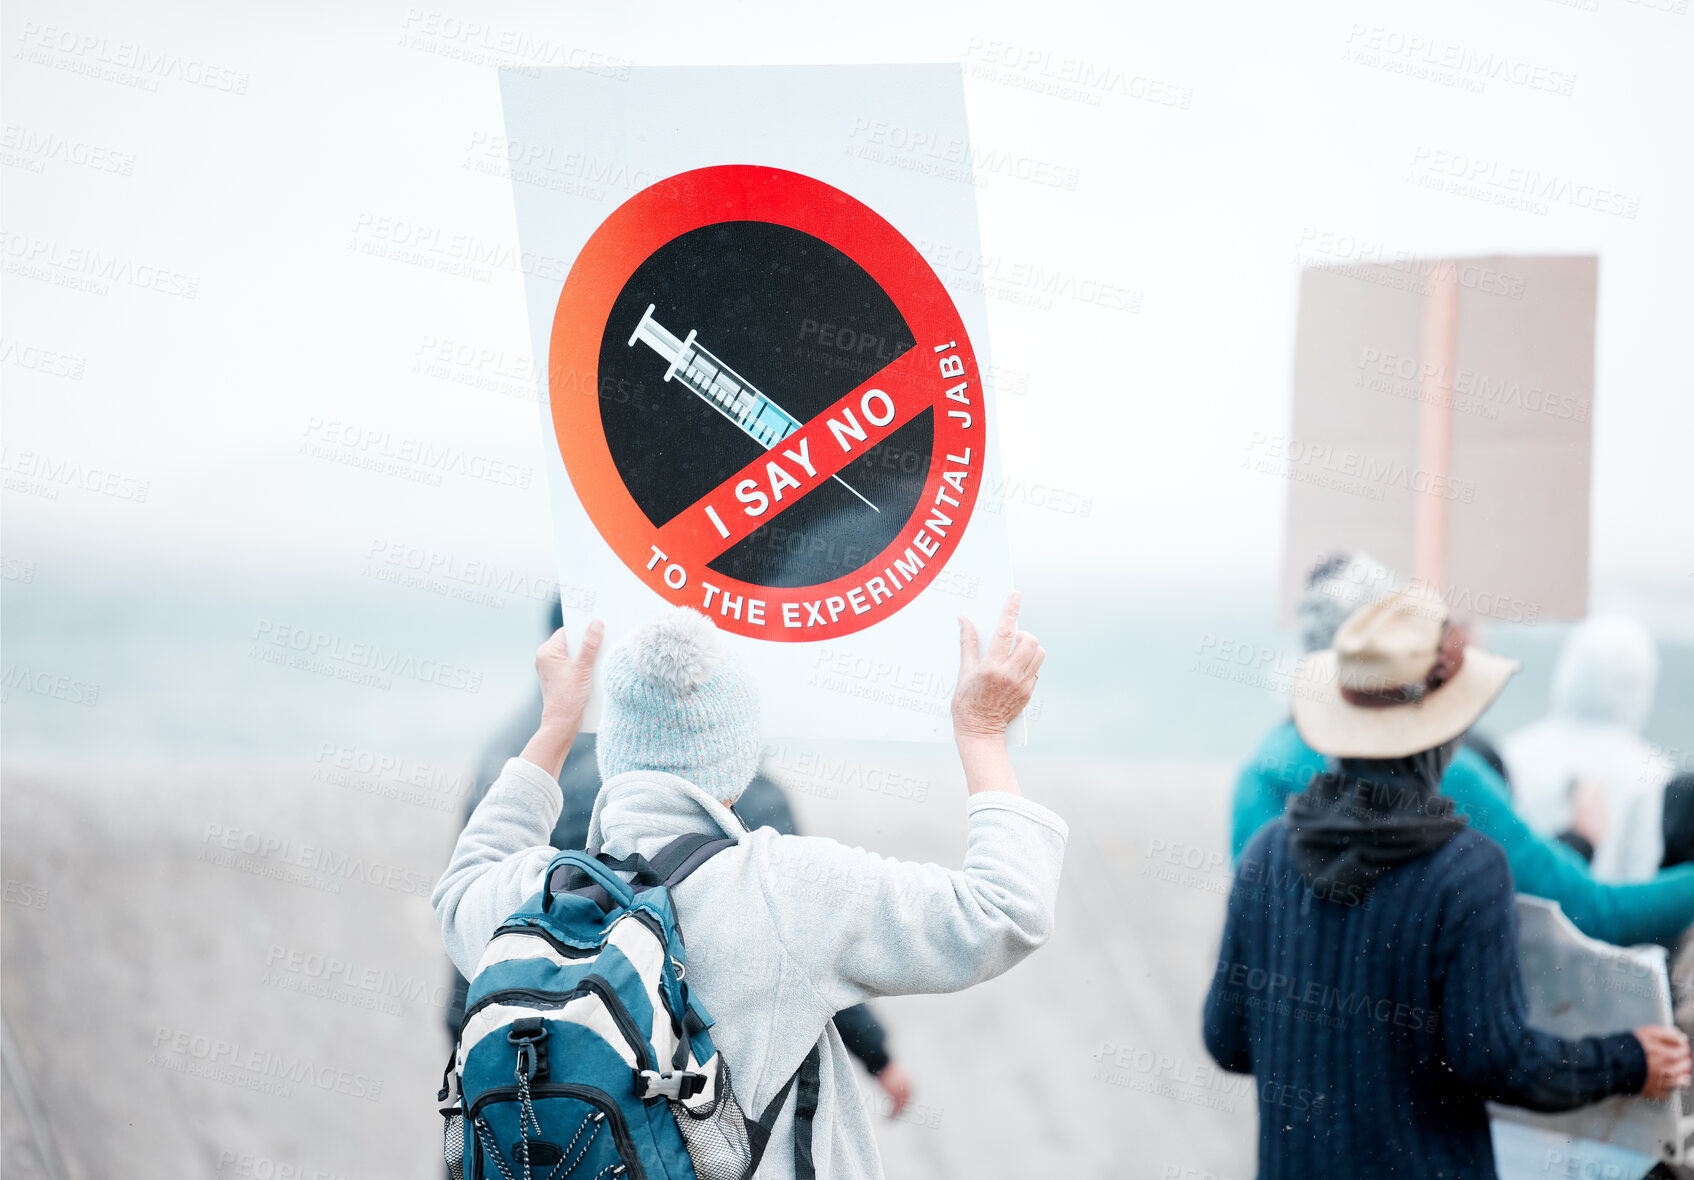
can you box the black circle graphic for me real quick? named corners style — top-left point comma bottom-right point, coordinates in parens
top-left (596, 221), bottom-right (933, 589)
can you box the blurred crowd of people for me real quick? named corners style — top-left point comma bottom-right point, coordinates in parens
top-left (437, 555), bottom-right (1691, 1178)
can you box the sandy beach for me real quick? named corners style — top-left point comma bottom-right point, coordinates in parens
top-left (0, 752), bottom-right (1254, 1179)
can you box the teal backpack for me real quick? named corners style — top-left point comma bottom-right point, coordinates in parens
top-left (439, 833), bottom-right (821, 1180)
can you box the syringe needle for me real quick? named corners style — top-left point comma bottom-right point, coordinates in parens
top-left (832, 473), bottom-right (880, 513)
top-left (633, 306), bottom-right (884, 514)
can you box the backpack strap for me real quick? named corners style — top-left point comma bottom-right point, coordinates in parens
top-left (651, 832), bottom-right (738, 887)
top-left (791, 1042), bottom-right (822, 1180)
top-left (586, 832), bottom-right (737, 888)
top-left (745, 1043), bottom-right (823, 1179)
top-left (541, 849), bottom-right (635, 911)
top-left (547, 833), bottom-right (737, 911)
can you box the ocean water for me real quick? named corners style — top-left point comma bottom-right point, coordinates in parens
top-left (2, 557), bottom-right (1691, 772)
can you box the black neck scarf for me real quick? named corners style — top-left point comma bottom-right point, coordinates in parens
top-left (1286, 743), bottom-right (1467, 895)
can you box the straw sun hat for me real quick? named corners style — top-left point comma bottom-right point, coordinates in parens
top-left (1293, 589), bottom-right (1520, 759)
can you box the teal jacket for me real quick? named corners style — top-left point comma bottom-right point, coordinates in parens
top-left (1232, 722), bottom-right (1694, 948)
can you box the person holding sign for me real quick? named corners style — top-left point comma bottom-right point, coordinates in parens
top-left (439, 599), bottom-right (916, 1124)
top-left (433, 593), bottom-right (1063, 1180)
top-left (1204, 590), bottom-right (1690, 1180)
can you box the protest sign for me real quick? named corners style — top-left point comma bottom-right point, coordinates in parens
top-left (1278, 256), bottom-right (1595, 627)
top-left (499, 65), bottom-right (1013, 740)
top-left (1488, 897), bottom-right (1685, 1176)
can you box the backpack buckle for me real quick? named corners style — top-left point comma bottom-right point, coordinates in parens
top-left (635, 1069), bottom-right (706, 1100)
top-left (508, 1020), bottom-right (549, 1083)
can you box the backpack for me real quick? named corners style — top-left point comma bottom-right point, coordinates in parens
top-left (439, 833), bottom-right (823, 1180)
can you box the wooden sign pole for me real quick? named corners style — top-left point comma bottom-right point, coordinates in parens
top-left (1413, 267), bottom-right (1458, 595)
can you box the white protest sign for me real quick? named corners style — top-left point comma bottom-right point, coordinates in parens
top-left (498, 65), bottom-right (1013, 741)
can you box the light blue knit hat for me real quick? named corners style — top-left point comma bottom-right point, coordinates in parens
top-left (596, 607), bottom-right (762, 803)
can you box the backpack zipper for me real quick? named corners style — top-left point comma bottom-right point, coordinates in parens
top-left (580, 976), bottom-right (652, 1073)
top-left (462, 981), bottom-right (652, 1074)
top-left (462, 985), bottom-right (589, 1030)
top-left (493, 921), bottom-right (601, 959)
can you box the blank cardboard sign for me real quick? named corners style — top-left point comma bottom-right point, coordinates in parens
top-left (1278, 256), bottom-right (1596, 628)
top-left (1488, 897), bottom-right (1685, 1172)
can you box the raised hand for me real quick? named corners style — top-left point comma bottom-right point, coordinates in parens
top-left (536, 620), bottom-right (605, 731)
top-left (951, 592), bottom-right (1045, 742)
top-left (520, 620), bottom-right (605, 779)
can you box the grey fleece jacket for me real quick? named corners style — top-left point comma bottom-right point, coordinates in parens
top-left (433, 755), bottom-right (1069, 1180)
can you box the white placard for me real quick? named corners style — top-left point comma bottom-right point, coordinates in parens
top-left (499, 64), bottom-right (1014, 741)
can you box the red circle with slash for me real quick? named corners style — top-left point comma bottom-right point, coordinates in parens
top-left (549, 164), bottom-right (984, 642)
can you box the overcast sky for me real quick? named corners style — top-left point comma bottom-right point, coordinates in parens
top-left (5, 0), bottom-right (1691, 607)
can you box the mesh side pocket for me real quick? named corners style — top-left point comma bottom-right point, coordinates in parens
top-left (672, 1059), bottom-right (756, 1180)
top-left (441, 1109), bottom-right (465, 1180)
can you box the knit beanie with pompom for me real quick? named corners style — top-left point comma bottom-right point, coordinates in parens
top-left (595, 607), bottom-right (762, 804)
top-left (1296, 551), bottom-right (1397, 654)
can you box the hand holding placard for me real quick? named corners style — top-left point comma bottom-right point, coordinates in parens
top-left (520, 620), bottom-right (605, 778)
top-left (1635, 1025), bottom-right (1692, 1101)
top-left (952, 593), bottom-right (1044, 797)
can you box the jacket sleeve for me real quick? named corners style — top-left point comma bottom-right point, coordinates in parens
top-left (1230, 760), bottom-right (1285, 863)
top-left (1436, 839), bottom-right (1648, 1111)
top-left (1513, 839), bottom-right (1694, 950)
top-left (432, 757), bottom-right (564, 979)
top-left (1448, 754), bottom-right (1694, 948)
top-left (1202, 837), bottom-right (1259, 1074)
top-left (753, 792), bottom-right (1067, 1011)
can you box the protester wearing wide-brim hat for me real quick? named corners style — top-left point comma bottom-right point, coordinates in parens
top-left (1292, 587), bottom-right (1519, 760)
top-left (1231, 557), bottom-right (1694, 949)
top-left (1205, 591), bottom-right (1689, 1180)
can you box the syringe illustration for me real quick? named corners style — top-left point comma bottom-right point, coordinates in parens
top-left (628, 304), bottom-right (879, 513)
